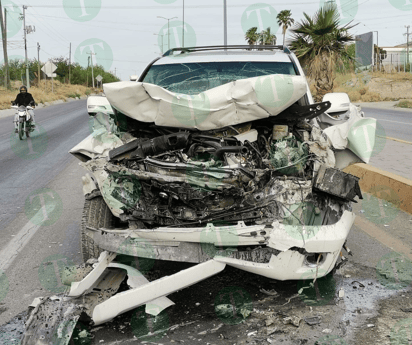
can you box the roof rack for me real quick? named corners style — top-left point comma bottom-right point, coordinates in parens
top-left (163, 45), bottom-right (292, 57)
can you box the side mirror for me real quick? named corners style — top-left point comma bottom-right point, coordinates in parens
top-left (322, 93), bottom-right (351, 114)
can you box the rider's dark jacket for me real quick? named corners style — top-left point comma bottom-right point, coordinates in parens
top-left (13, 92), bottom-right (35, 107)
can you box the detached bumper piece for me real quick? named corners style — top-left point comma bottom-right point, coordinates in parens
top-left (314, 165), bottom-right (363, 202)
top-left (21, 252), bottom-right (225, 344)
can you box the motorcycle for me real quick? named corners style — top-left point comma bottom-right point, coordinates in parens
top-left (12, 104), bottom-right (36, 140)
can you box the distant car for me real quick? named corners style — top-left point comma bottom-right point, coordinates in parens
top-left (87, 95), bottom-right (113, 116)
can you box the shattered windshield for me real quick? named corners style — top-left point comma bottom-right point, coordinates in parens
top-left (143, 61), bottom-right (297, 95)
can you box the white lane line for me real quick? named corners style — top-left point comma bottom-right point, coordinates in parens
top-left (0, 205), bottom-right (55, 271)
top-left (376, 119), bottom-right (412, 126)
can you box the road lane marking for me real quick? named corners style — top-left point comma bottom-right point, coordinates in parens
top-left (355, 217), bottom-right (412, 261)
top-left (378, 136), bottom-right (412, 145)
top-left (376, 119), bottom-right (412, 126)
top-left (0, 204), bottom-right (56, 271)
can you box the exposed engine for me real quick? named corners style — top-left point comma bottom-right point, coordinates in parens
top-left (81, 104), bottom-right (362, 229)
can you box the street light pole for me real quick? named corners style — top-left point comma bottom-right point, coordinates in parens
top-left (224, 0), bottom-right (227, 47)
top-left (157, 16), bottom-right (178, 51)
top-left (23, 5), bottom-right (30, 89)
top-left (405, 25), bottom-right (410, 66)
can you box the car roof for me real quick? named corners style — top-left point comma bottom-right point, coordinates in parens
top-left (154, 50), bottom-right (292, 65)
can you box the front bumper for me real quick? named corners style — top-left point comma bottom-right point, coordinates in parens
top-left (86, 210), bottom-right (355, 281)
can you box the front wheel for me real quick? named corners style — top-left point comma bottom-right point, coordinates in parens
top-left (81, 197), bottom-right (113, 262)
top-left (18, 121), bottom-right (24, 140)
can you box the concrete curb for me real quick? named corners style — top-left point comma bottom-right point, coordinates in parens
top-left (344, 163), bottom-right (412, 214)
top-left (0, 96), bottom-right (88, 120)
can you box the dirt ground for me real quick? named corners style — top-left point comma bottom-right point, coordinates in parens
top-left (311, 71), bottom-right (412, 103)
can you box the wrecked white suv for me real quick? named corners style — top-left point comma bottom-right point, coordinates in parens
top-left (69, 46), bottom-right (375, 325)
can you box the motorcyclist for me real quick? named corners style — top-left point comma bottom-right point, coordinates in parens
top-left (13, 85), bottom-right (36, 133)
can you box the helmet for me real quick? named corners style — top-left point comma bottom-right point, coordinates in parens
top-left (20, 85), bottom-right (27, 93)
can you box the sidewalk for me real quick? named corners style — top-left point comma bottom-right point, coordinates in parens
top-left (355, 101), bottom-right (412, 112)
top-left (369, 138), bottom-right (412, 180)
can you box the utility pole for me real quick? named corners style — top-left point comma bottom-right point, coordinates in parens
top-left (23, 5), bottom-right (30, 89)
top-left (224, 0), bottom-right (227, 47)
top-left (373, 31), bottom-right (379, 69)
top-left (37, 42), bottom-right (40, 85)
top-left (157, 16), bottom-right (177, 51)
top-left (182, 0), bottom-right (185, 48)
top-left (87, 52), bottom-right (96, 88)
top-left (0, 1), bottom-right (9, 89)
top-left (405, 25), bottom-right (410, 66)
top-left (114, 67), bottom-right (116, 76)
top-left (87, 56), bottom-right (90, 87)
top-left (69, 43), bottom-right (71, 84)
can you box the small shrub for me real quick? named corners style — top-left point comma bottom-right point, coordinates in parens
top-left (361, 92), bottom-right (381, 102)
top-left (85, 89), bottom-right (91, 96)
top-left (347, 90), bottom-right (361, 102)
top-left (359, 87), bottom-right (368, 95)
top-left (396, 100), bottom-right (412, 108)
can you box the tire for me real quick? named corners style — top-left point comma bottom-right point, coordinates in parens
top-left (81, 196), bottom-right (113, 262)
top-left (18, 121), bottom-right (23, 140)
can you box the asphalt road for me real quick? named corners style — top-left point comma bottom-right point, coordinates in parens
top-left (0, 100), bottom-right (411, 345)
top-left (360, 106), bottom-right (412, 142)
top-left (0, 100), bottom-right (89, 326)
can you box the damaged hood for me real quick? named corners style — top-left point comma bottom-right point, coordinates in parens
top-left (103, 75), bottom-right (308, 131)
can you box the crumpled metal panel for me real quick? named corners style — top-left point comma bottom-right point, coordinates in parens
top-left (103, 75), bottom-right (308, 131)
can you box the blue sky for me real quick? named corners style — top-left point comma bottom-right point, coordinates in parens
top-left (3, 0), bottom-right (411, 80)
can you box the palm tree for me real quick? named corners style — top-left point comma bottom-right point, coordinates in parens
top-left (259, 27), bottom-right (277, 45)
top-left (245, 27), bottom-right (259, 46)
top-left (290, 3), bottom-right (356, 100)
top-left (277, 10), bottom-right (295, 47)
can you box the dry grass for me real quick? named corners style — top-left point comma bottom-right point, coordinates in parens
top-left (308, 72), bottom-right (388, 102)
top-left (0, 80), bottom-right (93, 110)
top-left (396, 100), bottom-right (412, 109)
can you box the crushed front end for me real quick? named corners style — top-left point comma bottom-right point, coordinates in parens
top-left (72, 101), bottom-right (361, 282)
